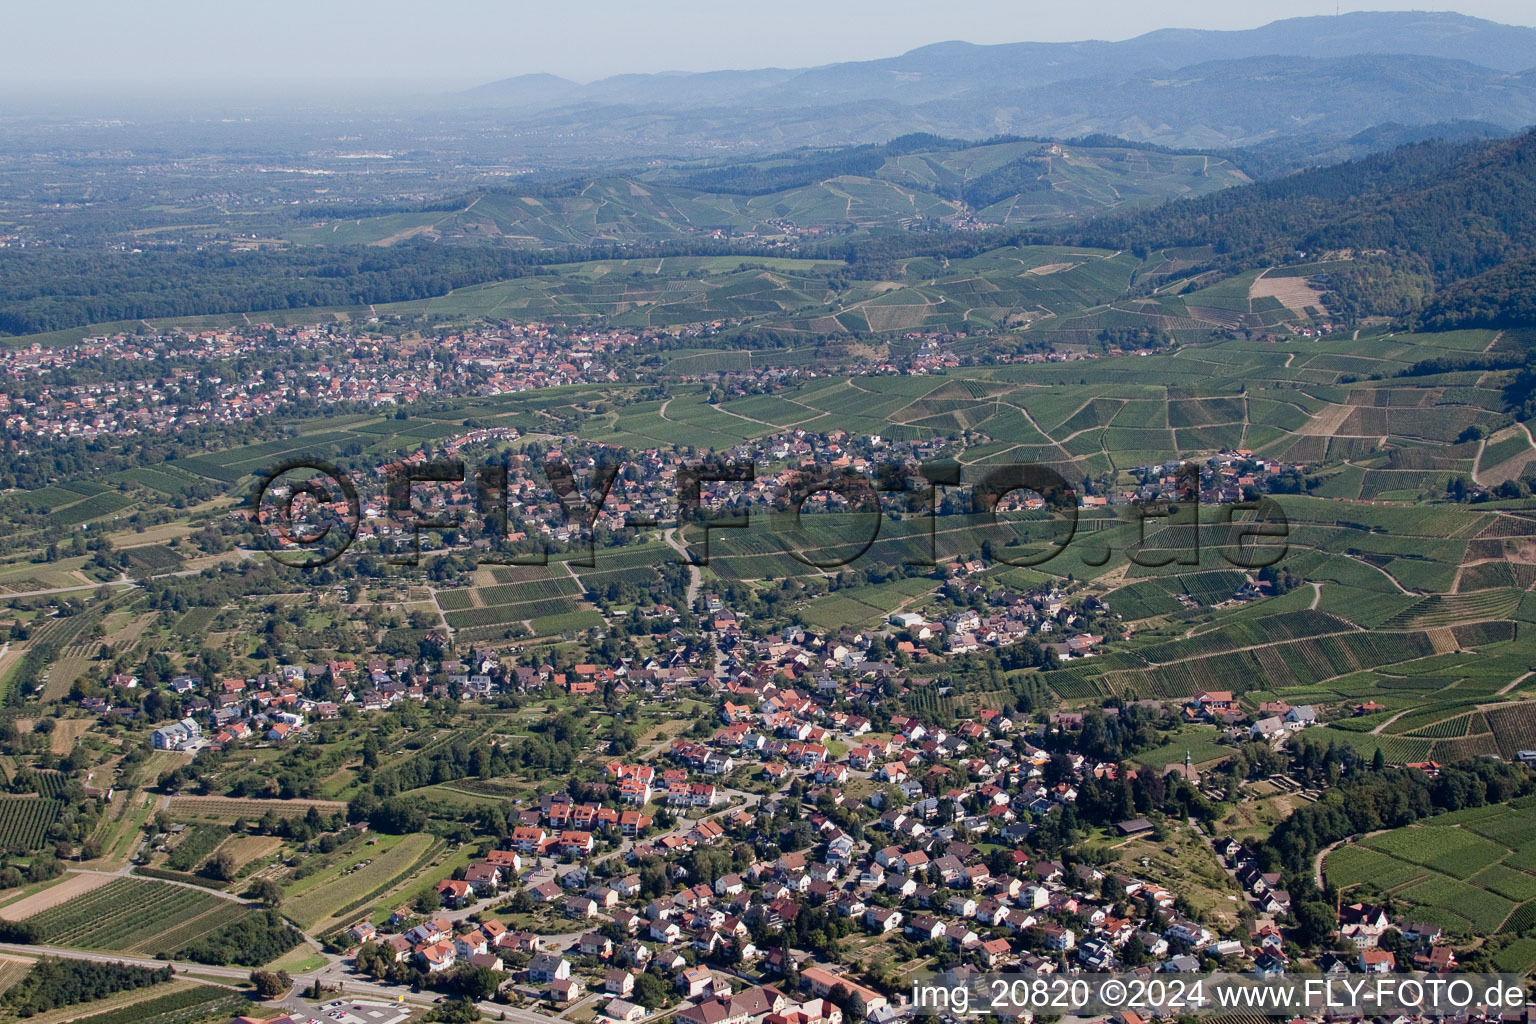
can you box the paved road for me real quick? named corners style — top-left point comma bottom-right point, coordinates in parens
top-left (0, 941), bottom-right (253, 980)
top-left (661, 528), bottom-right (700, 611)
top-left (1, 556), bottom-right (257, 601)
top-left (0, 580), bottom-right (137, 599)
top-left (0, 941), bottom-right (572, 1024)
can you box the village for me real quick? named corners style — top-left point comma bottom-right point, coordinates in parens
top-left (0, 318), bottom-right (1171, 446)
top-left (70, 591), bottom-right (1472, 1024)
top-left (189, 662), bottom-right (1463, 1024)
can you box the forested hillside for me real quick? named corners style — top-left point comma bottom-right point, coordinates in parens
top-left (1419, 258), bottom-right (1536, 330)
top-left (1068, 130), bottom-right (1536, 323)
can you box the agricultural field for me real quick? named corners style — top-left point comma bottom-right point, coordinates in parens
top-left (0, 873), bottom-right (115, 922)
top-left (19, 878), bottom-right (252, 956)
top-left (271, 137), bottom-right (1250, 251)
top-left (282, 832), bottom-right (437, 931)
top-left (0, 954), bottom-right (32, 997)
top-left (213, 834), bottom-right (283, 875)
top-left (0, 202), bottom-right (1528, 997)
top-left (522, 327), bottom-right (1526, 529)
top-left (1127, 725), bottom-right (1234, 771)
top-left (55, 983), bottom-right (249, 1024)
top-left (167, 796), bottom-right (348, 822)
top-left (1323, 798), bottom-right (1536, 935)
top-left (0, 796), bottom-right (63, 852)
top-left (6, 96), bottom-right (1536, 1024)
top-left (1493, 937), bottom-right (1536, 974)
top-left (160, 824), bottom-right (230, 873)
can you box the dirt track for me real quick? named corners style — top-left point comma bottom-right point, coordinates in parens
top-left (0, 872), bottom-right (113, 921)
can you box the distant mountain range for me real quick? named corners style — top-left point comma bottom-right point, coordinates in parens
top-left (460, 12), bottom-right (1536, 150)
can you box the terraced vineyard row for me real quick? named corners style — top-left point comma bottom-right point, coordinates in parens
top-left (1486, 705), bottom-right (1536, 760)
top-left (1072, 628), bottom-right (1437, 699)
top-left (1383, 589), bottom-right (1524, 628)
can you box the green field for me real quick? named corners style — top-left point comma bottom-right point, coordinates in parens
top-left (0, 796), bottom-right (64, 851)
top-left (163, 824), bottom-right (229, 873)
top-left (283, 832), bottom-right (437, 930)
top-left (1323, 798), bottom-right (1536, 935)
top-left (22, 878), bottom-right (254, 956)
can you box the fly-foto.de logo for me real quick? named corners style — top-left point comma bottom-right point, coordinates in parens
top-left (250, 455), bottom-right (1290, 572)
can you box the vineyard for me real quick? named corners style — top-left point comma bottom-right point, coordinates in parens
top-left (527, 609), bottom-right (605, 636)
top-left (1366, 824), bottom-right (1508, 878)
top-left (0, 309), bottom-right (1531, 969)
top-left (27, 769), bottom-right (69, 799)
top-left (110, 465), bottom-right (202, 496)
top-left (1324, 798), bottom-right (1536, 935)
top-left (50, 492), bottom-right (135, 527)
top-left (1382, 589), bottom-right (1525, 629)
top-left (1398, 711), bottom-right (1477, 739)
top-left (1485, 705), bottom-right (1536, 760)
top-left (439, 568), bottom-right (588, 631)
top-left (167, 796), bottom-right (348, 822)
top-left (285, 832), bottom-right (437, 931)
top-left (1493, 936), bottom-right (1536, 974)
top-left (65, 984), bottom-right (248, 1024)
top-left (1084, 629), bottom-right (1437, 700)
top-left (121, 545), bottom-right (185, 573)
top-left (28, 609), bottom-right (104, 649)
top-left (0, 796), bottom-right (63, 851)
top-left (22, 878), bottom-right (251, 955)
top-left (171, 607), bottom-right (219, 637)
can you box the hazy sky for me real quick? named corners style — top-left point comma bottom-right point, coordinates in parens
top-left (10, 0), bottom-right (1536, 97)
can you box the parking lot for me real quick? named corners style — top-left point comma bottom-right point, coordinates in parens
top-left (313, 1001), bottom-right (414, 1024)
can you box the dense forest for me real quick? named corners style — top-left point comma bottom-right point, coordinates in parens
top-left (1072, 130), bottom-right (1536, 322)
top-left (1073, 135), bottom-right (1497, 259)
top-left (0, 238), bottom-right (788, 336)
top-left (1417, 256), bottom-right (1536, 329)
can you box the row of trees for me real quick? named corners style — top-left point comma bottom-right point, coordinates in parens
top-left (4, 958), bottom-right (172, 1016)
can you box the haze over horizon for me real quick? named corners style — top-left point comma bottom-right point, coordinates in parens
top-left (10, 1), bottom-right (1536, 101)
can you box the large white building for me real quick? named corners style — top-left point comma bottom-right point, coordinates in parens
top-left (151, 717), bottom-right (201, 751)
